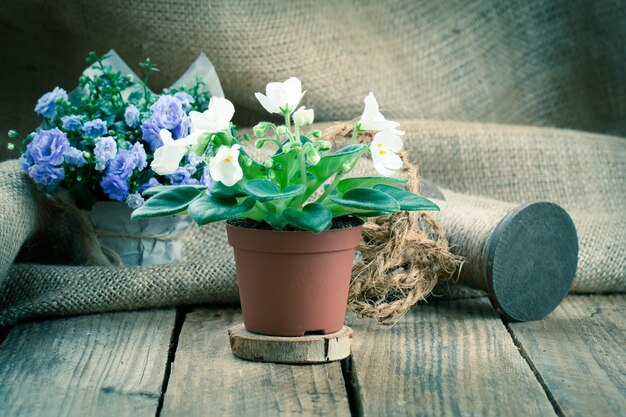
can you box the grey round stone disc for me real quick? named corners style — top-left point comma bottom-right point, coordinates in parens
top-left (483, 201), bottom-right (578, 322)
top-left (228, 324), bottom-right (352, 364)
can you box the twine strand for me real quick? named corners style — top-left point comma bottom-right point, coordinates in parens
top-left (323, 124), bottom-right (461, 323)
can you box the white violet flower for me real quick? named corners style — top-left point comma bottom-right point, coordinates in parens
top-left (209, 144), bottom-right (243, 186)
top-left (189, 96), bottom-right (235, 134)
top-left (255, 77), bottom-right (305, 115)
top-left (151, 129), bottom-right (198, 175)
top-left (359, 92), bottom-right (404, 135)
top-left (292, 106), bottom-right (314, 127)
top-left (370, 130), bottom-right (404, 177)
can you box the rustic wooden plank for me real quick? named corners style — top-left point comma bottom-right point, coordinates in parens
top-left (507, 295), bottom-right (626, 417)
top-left (0, 309), bottom-right (177, 417)
top-left (347, 298), bottom-right (557, 417)
top-left (161, 309), bottom-right (350, 417)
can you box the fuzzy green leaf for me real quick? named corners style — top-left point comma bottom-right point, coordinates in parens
top-left (283, 203), bottom-right (333, 233)
top-left (329, 187), bottom-right (400, 213)
top-left (373, 184), bottom-right (440, 211)
top-left (271, 148), bottom-right (301, 188)
top-left (243, 179), bottom-right (305, 202)
top-left (131, 186), bottom-right (206, 219)
top-left (210, 182), bottom-right (247, 198)
top-left (336, 176), bottom-right (407, 194)
top-left (309, 144), bottom-right (368, 182)
top-left (141, 185), bottom-right (207, 197)
top-left (188, 195), bottom-right (255, 225)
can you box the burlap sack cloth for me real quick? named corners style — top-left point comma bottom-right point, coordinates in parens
top-left (1, 0), bottom-right (625, 325)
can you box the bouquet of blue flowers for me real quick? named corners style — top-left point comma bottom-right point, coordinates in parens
top-left (11, 51), bottom-right (219, 210)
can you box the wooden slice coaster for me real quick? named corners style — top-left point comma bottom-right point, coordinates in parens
top-left (228, 324), bottom-right (352, 364)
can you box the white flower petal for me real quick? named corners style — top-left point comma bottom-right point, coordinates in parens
top-left (379, 150), bottom-right (403, 170)
top-left (209, 97), bottom-right (235, 129)
top-left (256, 77), bottom-right (304, 115)
top-left (372, 160), bottom-right (397, 177)
top-left (374, 130), bottom-right (403, 152)
top-left (209, 144), bottom-right (243, 186)
top-left (159, 129), bottom-right (174, 145)
top-left (283, 77), bottom-right (303, 110)
top-left (255, 92), bottom-right (280, 114)
top-left (151, 143), bottom-right (188, 175)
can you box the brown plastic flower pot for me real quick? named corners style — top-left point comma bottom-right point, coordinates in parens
top-left (226, 222), bottom-right (363, 337)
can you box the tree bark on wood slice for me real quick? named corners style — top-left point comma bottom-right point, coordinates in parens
top-left (229, 324), bottom-right (352, 364)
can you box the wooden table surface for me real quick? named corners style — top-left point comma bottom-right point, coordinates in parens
top-left (0, 294), bottom-right (624, 417)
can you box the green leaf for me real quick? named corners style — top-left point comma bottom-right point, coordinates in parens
top-left (128, 91), bottom-right (143, 102)
top-left (192, 132), bottom-right (212, 156)
top-left (336, 176), bottom-right (407, 194)
top-left (283, 203), bottom-right (333, 233)
top-left (141, 185), bottom-right (206, 197)
top-left (373, 184), bottom-right (440, 211)
top-left (329, 187), bottom-right (400, 213)
top-left (188, 195), bottom-right (255, 225)
top-left (243, 179), bottom-right (305, 202)
top-left (309, 144), bottom-right (368, 182)
top-left (271, 148), bottom-right (300, 188)
top-left (210, 182), bottom-right (247, 198)
top-left (131, 186), bottom-right (206, 219)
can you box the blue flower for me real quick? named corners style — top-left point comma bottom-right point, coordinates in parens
top-left (141, 117), bottom-right (162, 150)
top-left (125, 193), bottom-right (145, 209)
top-left (18, 155), bottom-right (31, 171)
top-left (61, 115), bottom-right (83, 131)
top-left (106, 150), bottom-right (135, 180)
top-left (63, 147), bottom-right (87, 167)
top-left (34, 87), bottom-right (68, 119)
top-left (129, 142), bottom-right (147, 170)
top-left (124, 105), bottom-right (140, 128)
top-left (200, 165), bottom-right (213, 186)
top-left (182, 178), bottom-right (200, 185)
top-left (100, 175), bottom-right (129, 201)
top-left (94, 136), bottom-right (117, 170)
top-left (28, 164), bottom-right (65, 187)
top-left (166, 167), bottom-right (192, 185)
top-left (83, 119), bottom-right (108, 138)
top-left (151, 95), bottom-right (185, 130)
top-left (141, 95), bottom-right (191, 150)
top-left (25, 128), bottom-right (69, 166)
top-left (171, 114), bottom-right (190, 139)
top-left (138, 177), bottom-right (161, 194)
top-left (186, 152), bottom-right (202, 166)
top-left (174, 92), bottom-right (195, 111)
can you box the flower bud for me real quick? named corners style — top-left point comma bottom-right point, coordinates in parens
top-left (267, 169), bottom-right (276, 180)
top-left (241, 155), bottom-right (253, 167)
top-left (318, 140), bottom-right (332, 151)
top-left (306, 148), bottom-right (321, 165)
top-left (282, 142), bottom-right (292, 153)
top-left (293, 106), bottom-right (314, 127)
top-left (263, 159), bottom-right (273, 169)
top-left (83, 152), bottom-right (91, 159)
top-left (7, 129), bottom-right (18, 138)
top-left (341, 161), bottom-right (352, 172)
top-left (253, 122), bottom-right (271, 137)
top-left (276, 125), bottom-right (288, 136)
top-left (7, 143), bottom-right (15, 150)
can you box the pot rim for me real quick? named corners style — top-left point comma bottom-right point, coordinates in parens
top-left (226, 219), bottom-right (364, 254)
